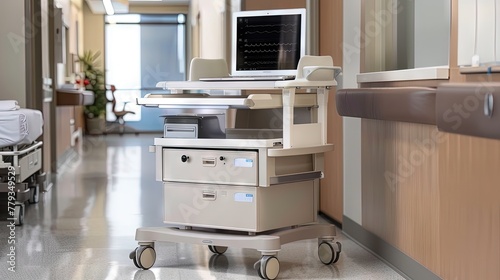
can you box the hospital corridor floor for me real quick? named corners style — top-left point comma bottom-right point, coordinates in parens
top-left (0, 134), bottom-right (405, 280)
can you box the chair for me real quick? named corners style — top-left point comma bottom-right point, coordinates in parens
top-left (106, 85), bottom-right (136, 135)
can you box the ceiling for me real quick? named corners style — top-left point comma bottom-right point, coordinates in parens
top-left (86, 0), bottom-right (189, 15)
top-left (85, 0), bottom-right (129, 14)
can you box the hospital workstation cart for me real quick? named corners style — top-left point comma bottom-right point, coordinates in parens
top-left (131, 56), bottom-right (342, 279)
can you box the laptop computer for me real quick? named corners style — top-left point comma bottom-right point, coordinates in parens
top-left (200, 8), bottom-right (306, 82)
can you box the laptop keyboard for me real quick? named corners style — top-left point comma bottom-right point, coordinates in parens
top-left (199, 75), bottom-right (295, 81)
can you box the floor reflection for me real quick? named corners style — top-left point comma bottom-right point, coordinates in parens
top-left (0, 134), bottom-right (404, 280)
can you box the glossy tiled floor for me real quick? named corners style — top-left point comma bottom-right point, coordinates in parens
top-left (0, 134), bottom-right (405, 280)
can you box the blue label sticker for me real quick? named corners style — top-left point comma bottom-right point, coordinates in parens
top-left (234, 158), bottom-right (254, 168)
top-left (234, 193), bottom-right (254, 202)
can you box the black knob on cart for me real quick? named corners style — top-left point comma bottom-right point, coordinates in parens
top-left (181, 155), bottom-right (189, 162)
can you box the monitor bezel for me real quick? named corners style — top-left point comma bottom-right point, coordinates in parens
top-left (230, 8), bottom-right (307, 77)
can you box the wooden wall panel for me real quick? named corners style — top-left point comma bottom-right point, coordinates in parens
top-left (241, 0), bottom-right (344, 223)
top-left (319, 0), bottom-right (343, 65)
top-left (362, 120), bottom-right (441, 273)
top-left (438, 134), bottom-right (500, 280)
top-left (56, 106), bottom-right (73, 159)
top-left (449, 0), bottom-right (458, 71)
top-left (356, 0), bottom-right (500, 278)
top-left (74, 105), bottom-right (84, 131)
top-left (445, 11), bottom-right (500, 279)
top-left (320, 88), bottom-right (344, 222)
top-left (318, 0), bottom-right (344, 222)
top-left (43, 102), bottom-right (53, 174)
top-left (361, 120), bottom-right (500, 279)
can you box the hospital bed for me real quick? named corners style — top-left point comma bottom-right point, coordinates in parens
top-left (131, 56), bottom-right (342, 279)
top-left (0, 101), bottom-right (45, 226)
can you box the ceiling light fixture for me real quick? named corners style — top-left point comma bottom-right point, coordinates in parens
top-left (103, 0), bottom-right (115, 15)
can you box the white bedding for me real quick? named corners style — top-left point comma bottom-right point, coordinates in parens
top-left (0, 109), bottom-right (43, 148)
top-left (0, 100), bottom-right (20, 111)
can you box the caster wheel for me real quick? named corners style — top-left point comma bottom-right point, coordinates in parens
top-left (29, 185), bottom-right (39, 204)
top-left (258, 256), bottom-right (280, 280)
top-left (318, 241), bottom-right (341, 265)
top-left (208, 245), bottom-right (227, 254)
top-left (129, 250), bottom-right (140, 268)
top-left (14, 204), bottom-right (24, 226)
top-left (132, 245), bottom-right (156, 270)
top-left (254, 260), bottom-right (264, 279)
top-left (208, 245), bottom-right (216, 254)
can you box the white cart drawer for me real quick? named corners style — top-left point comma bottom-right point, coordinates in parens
top-left (163, 181), bottom-right (317, 232)
top-left (162, 148), bottom-right (258, 186)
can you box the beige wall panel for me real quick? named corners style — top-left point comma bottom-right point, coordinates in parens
top-left (243, 0), bottom-right (306, 10)
top-left (362, 120), bottom-right (441, 273)
top-left (83, 3), bottom-right (105, 69)
top-left (438, 133), bottom-right (500, 280)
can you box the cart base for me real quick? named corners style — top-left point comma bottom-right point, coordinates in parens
top-left (131, 223), bottom-right (342, 279)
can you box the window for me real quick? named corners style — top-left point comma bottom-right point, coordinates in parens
top-left (362, 0), bottom-right (450, 73)
top-left (105, 14), bottom-right (187, 131)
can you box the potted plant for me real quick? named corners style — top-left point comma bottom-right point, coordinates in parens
top-left (78, 50), bottom-right (107, 134)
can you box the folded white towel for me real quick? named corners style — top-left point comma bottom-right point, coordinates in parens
top-left (0, 100), bottom-right (20, 111)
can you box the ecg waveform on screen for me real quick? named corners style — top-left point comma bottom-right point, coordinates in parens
top-left (235, 14), bottom-right (301, 71)
top-left (243, 49), bottom-right (297, 53)
top-left (242, 42), bottom-right (297, 54)
top-left (243, 61), bottom-right (280, 66)
top-left (244, 23), bottom-right (298, 28)
top-left (244, 29), bottom-right (297, 35)
top-left (244, 43), bottom-right (296, 47)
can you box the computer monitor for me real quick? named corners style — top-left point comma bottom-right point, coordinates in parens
top-left (231, 8), bottom-right (306, 77)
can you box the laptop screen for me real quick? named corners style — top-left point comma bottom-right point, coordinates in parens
top-left (231, 8), bottom-right (306, 77)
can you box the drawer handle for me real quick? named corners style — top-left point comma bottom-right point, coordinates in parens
top-left (202, 158), bottom-right (216, 167)
top-left (166, 128), bottom-right (195, 132)
top-left (202, 191), bottom-right (216, 200)
top-left (270, 171), bottom-right (323, 185)
top-left (484, 93), bottom-right (494, 118)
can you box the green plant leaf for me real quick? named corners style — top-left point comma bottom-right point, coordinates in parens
top-left (80, 50), bottom-right (107, 119)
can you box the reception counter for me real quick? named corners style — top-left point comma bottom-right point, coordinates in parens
top-left (56, 89), bottom-right (94, 106)
top-left (337, 84), bottom-right (500, 280)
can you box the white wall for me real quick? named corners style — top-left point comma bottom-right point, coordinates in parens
top-left (458, 0), bottom-right (500, 66)
top-left (0, 1), bottom-right (26, 106)
top-left (191, 0), bottom-right (227, 59)
top-left (342, 0), bottom-right (362, 225)
top-left (55, 0), bottom-right (71, 26)
top-left (414, 0), bottom-right (450, 68)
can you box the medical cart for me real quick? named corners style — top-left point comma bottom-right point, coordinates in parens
top-left (131, 56), bottom-right (342, 279)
